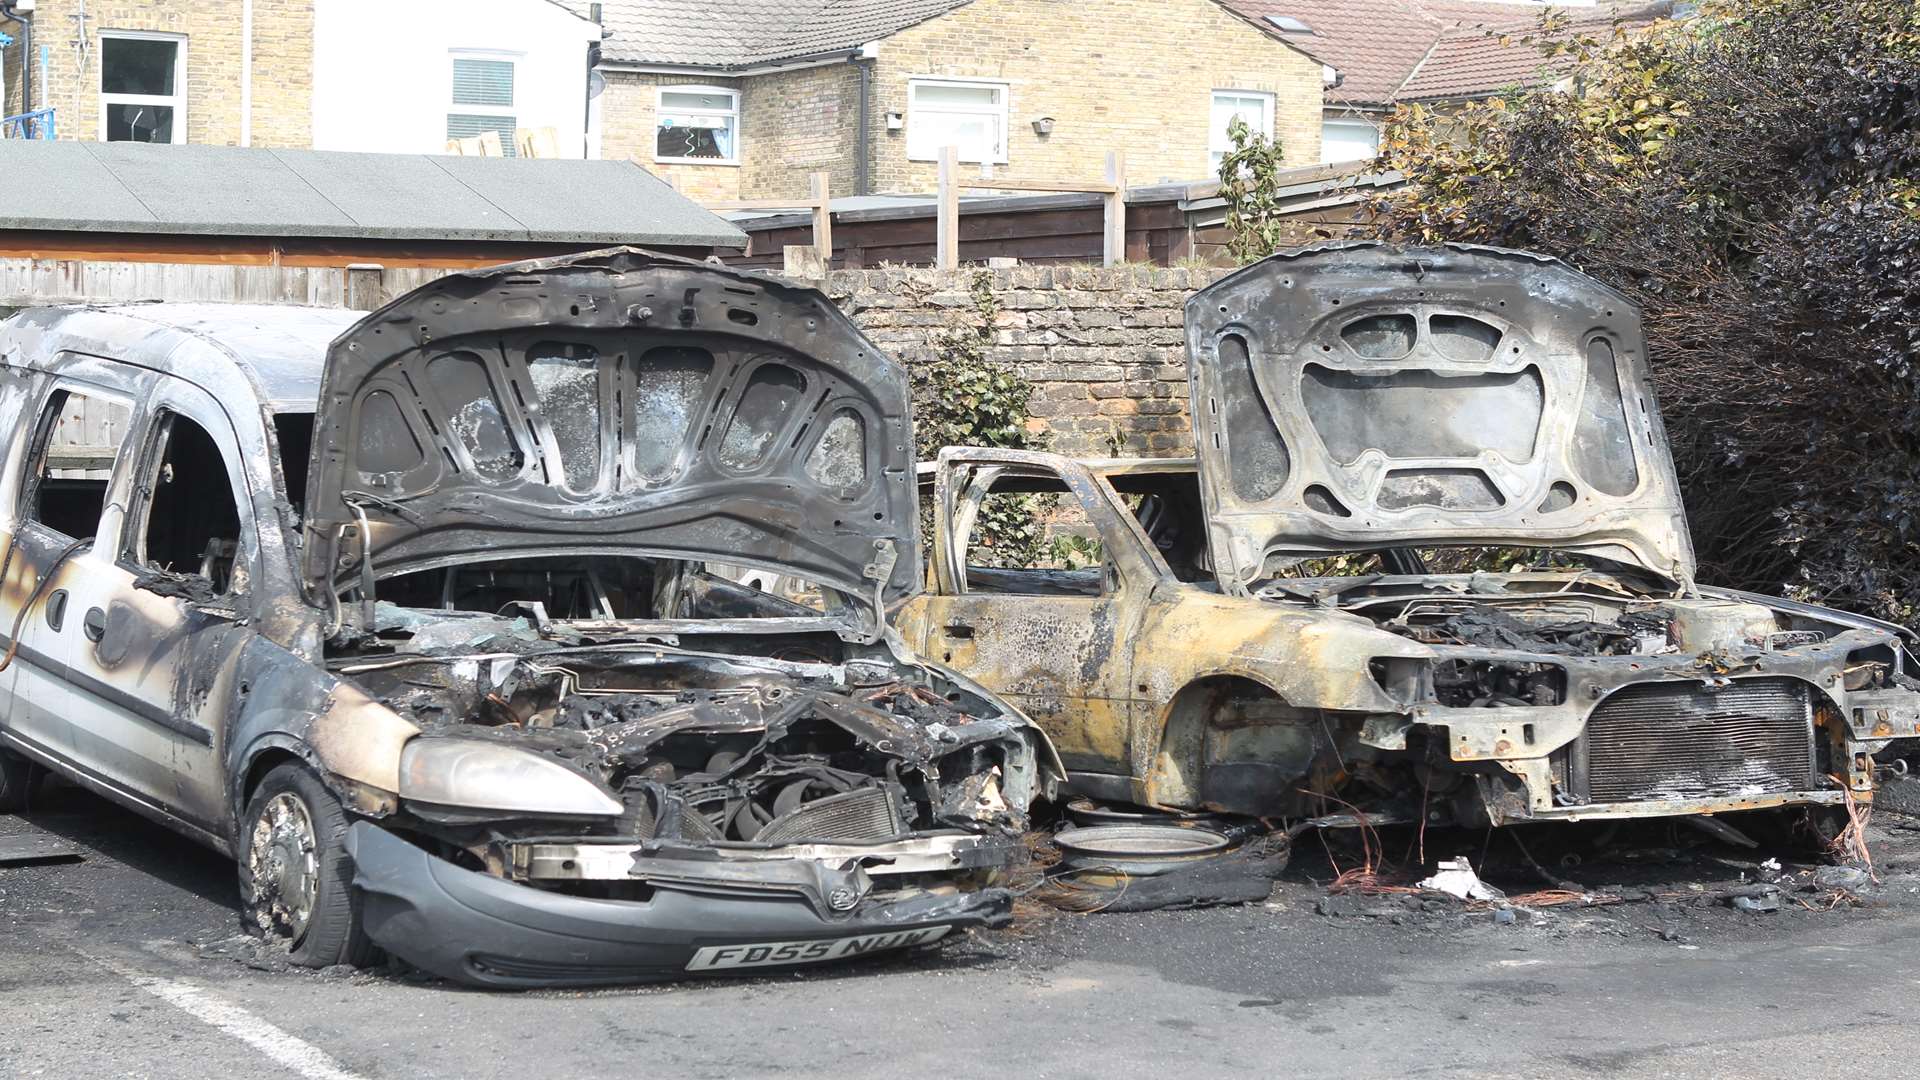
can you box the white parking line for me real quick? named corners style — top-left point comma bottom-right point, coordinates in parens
top-left (66, 946), bottom-right (369, 1080)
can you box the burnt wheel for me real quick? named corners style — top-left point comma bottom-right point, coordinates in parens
top-left (0, 748), bottom-right (36, 812)
top-left (238, 762), bottom-right (376, 968)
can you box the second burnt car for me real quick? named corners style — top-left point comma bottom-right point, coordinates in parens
top-left (896, 243), bottom-right (1920, 837)
top-left (0, 249), bottom-right (1055, 987)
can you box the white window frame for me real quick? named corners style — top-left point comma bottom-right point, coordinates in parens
top-left (447, 49), bottom-right (521, 153)
top-left (654, 84), bottom-right (741, 166)
top-left (98, 30), bottom-right (187, 145)
top-left (1209, 89), bottom-right (1275, 171)
top-left (1320, 118), bottom-right (1382, 165)
top-left (906, 77), bottom-right (1009, 165)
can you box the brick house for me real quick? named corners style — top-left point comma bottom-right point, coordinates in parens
top-left (571, 0), bottom-right (1332, 202)
top-left (1223, 0), bottom-right (1676, 163)
top-left (1, 0), bottom-right (599, 155)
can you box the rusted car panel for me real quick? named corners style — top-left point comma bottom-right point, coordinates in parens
top-left (1185, 242), bottom-right (1695, 587)
top-left (898, 245), bottom-right (1920, 832)
top-left (0, 249), bottom-right (1053, 987)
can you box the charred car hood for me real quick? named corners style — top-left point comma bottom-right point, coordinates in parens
top-left (304, 248), bottom-right (919, 616)
top-left (1185, 243), bottom-right (1695, 589)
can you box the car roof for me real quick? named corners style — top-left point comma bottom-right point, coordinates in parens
top-left (4, 302), bottom-right (359, 411)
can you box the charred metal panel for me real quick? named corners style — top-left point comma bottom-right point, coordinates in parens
top-left (306, 248), bottom-right (920, 618)
top-left (1184, 243), bottom-right (1696, 589)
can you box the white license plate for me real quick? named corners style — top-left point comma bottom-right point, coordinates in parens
top-left (685, 926), bottom-right (953, 971)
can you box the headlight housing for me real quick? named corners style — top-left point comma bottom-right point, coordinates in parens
top-left (398, 738), bottom-right (623, 817)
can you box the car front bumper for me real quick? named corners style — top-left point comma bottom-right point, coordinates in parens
top-left (344, 822), bottom-right (1013, 989)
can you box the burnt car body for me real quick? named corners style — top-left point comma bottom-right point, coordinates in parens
top-left (896, 244), bottom-right (1920, 832)
top-left (0, 249), bottom-right (1053, 987)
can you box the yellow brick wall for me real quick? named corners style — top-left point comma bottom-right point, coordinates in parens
top-left (598, 66), bottom-right (861, 204)
top-left (867, 0), bottom-right (1323, 193)
top-left (592, 0), bottom-right (1321, 201)
top-left (5, 1), bottom-right (311, 146)
top-left (599, 70), bottom-right (744, 203)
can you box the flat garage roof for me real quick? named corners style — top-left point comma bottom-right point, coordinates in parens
top-left (0, 141), bottom-right (746, 249)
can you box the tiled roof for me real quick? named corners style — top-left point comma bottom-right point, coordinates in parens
top-left (1223, 0), bottom-right (1672, 106)
top-left (563, 0), bottom-right (975, 68)
top-left (572, 0), bottom-right (1325, 71)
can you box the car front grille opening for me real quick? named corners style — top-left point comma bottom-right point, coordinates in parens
top-left (1581, 677), bottom-right (1817, 804)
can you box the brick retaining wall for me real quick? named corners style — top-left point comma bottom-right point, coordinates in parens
top-left (821, 265), bottom-right (1231, 458)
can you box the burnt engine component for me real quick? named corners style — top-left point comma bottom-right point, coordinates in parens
top-left (1433, 659), bottom-right (1566, 708)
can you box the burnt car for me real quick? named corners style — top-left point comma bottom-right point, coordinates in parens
top-left (896, 243), bottom-right (1920, 836)
top-left (0, 249), bottom-right (1054, 987)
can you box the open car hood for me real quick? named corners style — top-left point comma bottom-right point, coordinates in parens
top-left (303, 248), bottom-right (919, 619)
top-left (1185, 243), bottom-right (1695, 589)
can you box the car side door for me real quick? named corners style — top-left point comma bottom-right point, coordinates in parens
top-left (0, 371), bottom-right (140, 784)
top-left (54, 372), bottom-right (258, 836)
top-left (900, 452), bottom-right (1165, 778)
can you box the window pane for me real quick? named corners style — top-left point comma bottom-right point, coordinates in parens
top-left (1321, 120), bottom-right (1380, 164)
top-left (1211, 92), bottom-right (1270, 152)
top-left (657, 114), bottom-right (734, 159)
top-left (451, 58), bottom-right (514, 108)
top-left (29, 389), bottom-right (132, 541)
top-left (106, 103), bottom-right (175, 143)
top-left (910, 113), bottom-right (997, 161)
top-left (913, 83), bottom-right (999, 110)
top-left (447, 113), bottom-right (518, 156)
top-left (660, 90), bottom-right (734, 113)
top-left (101, 37), bottom-right (177, 96)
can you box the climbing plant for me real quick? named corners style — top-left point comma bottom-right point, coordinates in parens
top-left (909, 271), bottom-right (1052, 567)
top-left (1217, 116), bottom-right (1298, 264)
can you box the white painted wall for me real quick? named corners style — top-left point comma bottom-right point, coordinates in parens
top-left (313, 0), bottom-right (602, 156)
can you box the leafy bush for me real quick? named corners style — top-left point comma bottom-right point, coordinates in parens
top-left (1367, 0), bottom-right (1920, 626)
top-left (909, 271), bottom-right (1052, 567)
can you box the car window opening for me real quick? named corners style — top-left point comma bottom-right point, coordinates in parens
top-left (138, 412), bottom-right (243, 592)
top-left (28, 388), bottom-right (132, 541)
top-left (961, 474), bottom-right (1109, 598)
top-left (355, 555), bottom-right (842, 627)
top-left (274, 411), bottom-right (314, 511)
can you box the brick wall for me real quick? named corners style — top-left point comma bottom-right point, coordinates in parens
top-left (8, 0), bottom-right (311, 146)
top-left (865, 0), bottom-right (1323, 195)
top-left (599, 70), bottom-right (745, 202)
top-left (823, 264), bottom-right (1231, 457)
top-left (739, 64), bottom-right (861, 201)
top-left (594, 0), bottom-right (1323, 203)
top-left (599, 65), bottom-right (861, 203)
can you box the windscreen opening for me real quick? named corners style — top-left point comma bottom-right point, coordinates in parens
top-left (367, 555), bottom-right (843, 622)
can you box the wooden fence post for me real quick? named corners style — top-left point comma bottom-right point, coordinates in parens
top-left (810, 171), bottom-right (833, 268)
top-left (937, 145), bottom-right (960, 270)
top-left (1103, 150), bottom-right (1127, 267)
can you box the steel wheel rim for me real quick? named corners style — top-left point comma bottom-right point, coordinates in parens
top-left (249, 792), bottom-right (320, 943)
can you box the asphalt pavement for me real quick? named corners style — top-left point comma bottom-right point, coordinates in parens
top-left (6, 780), bottom-right (1920, 1080)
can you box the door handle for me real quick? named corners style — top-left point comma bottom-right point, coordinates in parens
top-left (82, 607), bottom-right (107, 644)
top-left (44, 589), bottom-right (67, 632)
top-left (943, 622), bottom-right (976, 639)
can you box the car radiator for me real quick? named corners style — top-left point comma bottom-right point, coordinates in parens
top-left (1578, 677), bottom-right (1818, 804)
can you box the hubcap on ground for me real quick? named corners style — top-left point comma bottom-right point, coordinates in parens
top-left (248, 792), bottom-right (319, 942)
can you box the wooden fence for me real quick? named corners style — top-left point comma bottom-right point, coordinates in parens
top-left (0, 260), bottom-right (456, 313)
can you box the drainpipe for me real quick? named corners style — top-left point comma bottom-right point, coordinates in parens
top-left (854, 51), bottom-right (874, 196)
top-left (584, 3), bottom-right (602, 159)
top-left (0, 1), bottom-right (32, 117)
top-left (240, 0), bottom-right (252, 145)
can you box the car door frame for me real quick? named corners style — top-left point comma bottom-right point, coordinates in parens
top-left (916, 447), bottom-right (1175, 786)
top-left (55, 366), bottom-right (268, 837)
